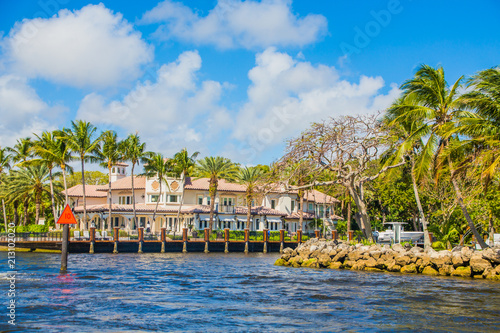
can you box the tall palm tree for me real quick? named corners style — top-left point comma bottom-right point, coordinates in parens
top-left (97, 130), bottom-right (123, 231)
top-left (4, 165), bottom-right (54, 225)
top-left (172, 148), bottom-right (199, 230)
top-left (0, 147), bottom-right (11, 231)
top-left (143, 153), bottom-right (172, 227)
top-left (8, 137), bottom-right (33, 225)
top-left (393, 64), bottom-right (488, 249)
top-left (236, 166), bottom-right (263, 230)
top-left (58, 121), bottom-right (101, 230)
top-left (455, 67), bottom-right (500, 244)
top-left (122, 133), bottom-right (147, 229)
top-left (385, 95), bottom-right (432, 249)
top-left (31, 132), bottom-right (62, 226)
top-left (194, 156), bottom-right (237, 232)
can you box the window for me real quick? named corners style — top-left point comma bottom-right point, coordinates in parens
top-left (207, 196), bottom-right (211, 205)
top-left (150, 195), bottom-right (159, 203)
top-left (223, 197), bottom-right (234, 206)
top-left (319, 205), bottom-right (324, 217)
top-left (308, 203), bottom-right (313, 211)
top-left (271, 199), bottom-right (276, 209)
top-left (256, 218), bottom-right (260, 230)
top-left (112, 167), bottom-right (115, 173)
top-left (119, 196), bottom-right (132, 205)
top-left (169, 195), bottom-right (178, 203)
top-left (198, 195), bottom-right (203, 205)
top-left (291, 200), bottom-right (295, 212)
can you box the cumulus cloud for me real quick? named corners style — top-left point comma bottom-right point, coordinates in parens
top-left (229, 48), bottom-right (401, 161)
top-left (77, 50), bottom-right (229, 155)
top-left (2, 4), bottom-right (153, 88)
top-left (0, 75), bottom-right (61, 147)
top-left (141, 0), bottom-right (327, 49)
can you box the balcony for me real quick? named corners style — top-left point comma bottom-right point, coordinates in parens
top-left (218, 205), bottom-right (235, 214)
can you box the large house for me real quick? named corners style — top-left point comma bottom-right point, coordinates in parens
top-left (64, 163), bottom-right (342, 234)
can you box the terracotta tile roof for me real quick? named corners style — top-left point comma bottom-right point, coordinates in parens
top-left (184, 177), bottom-right (247, 192)
top-left (285, 211), bottom-right (343, 220)
top-left (96, 176), bottom-right (146, 191)
top-left (74, 203), bottom-right (198, 214)
top-left (63, 185), bottom-right (107, 198)
top-left (304, 189), bottom-right (340, 204)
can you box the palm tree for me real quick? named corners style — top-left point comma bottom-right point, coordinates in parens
top-left (455, 67), bottom-right (500, 244)
top-left (4, 165), bottom-right (54, 225)
top-left (31, 131), bottom-right (63, 226)
top-left (122, 133), bottom-right (147, 229)
top-left (393, 64), bottom-right (488, 249)
top-left (236, 166), bottom-right (263, 230)
top-left (194, 157), bottom-right (237, 232)
top-left (58, 121), bottom-right (101, 229)
top-left (8, 137), bottom-right (33, 225)
top-left (0, 147), bottom-right (11, 231)
top-left (97, 130), bottom-right (123, 231)
top-left (172, 148), bottom-right (199, 230)
top-left (32, 132), bottom-right (73, 205)
top-left (143, 153), bottom-right (172, 227)
top-left (385, 95), bottom-right (432, 250)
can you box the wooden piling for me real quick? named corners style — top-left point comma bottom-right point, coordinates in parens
top-left (60, 224), bottom-right (69, 272)
top-left (315, 230), bottom-right (320, 239)
top-left (348, 230), bottom-right (354, 242)
top-left (89, 227), bottom-right (96, 254)
top-left (138, 227), bottom-right (144, 253)
top-left (279, 229), bottom-right (285, 253)
top-left (332, 230), bottom-right (338, 241)
top-left (182, 228), bottom-right (188, 253)
top-left (113, 227), bottom-right (119, 254)
top-left (161, 228), bottom-right (166, 253)
top-left (224, 228), bottom-right (230, 253)
top-left (244, 228), bottom-right (249, 253)
top-left (297, 229), bottom-right (303, 244)
top-left (204, 228), bottom-right (210, 253)
top-left (263, 228), bottom-right (269, 253)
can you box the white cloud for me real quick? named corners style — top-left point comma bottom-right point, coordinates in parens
top-left (2, 4), bottom-right (153, 88)
top-left (77, 50), bottom-right (228, 155)
top-left (141, 0), bottom-right (327, 49)
top-left (230, 48), bottom-right (401, 161)
top-left (0, 75), bottom-right (60, 147)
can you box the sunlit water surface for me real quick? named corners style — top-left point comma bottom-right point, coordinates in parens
top-left (1, 252), bottom-right (499, 332)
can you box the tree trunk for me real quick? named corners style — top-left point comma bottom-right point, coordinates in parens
top-left (35, 191), bottom-right (41, 225)
top-left (107, 165), bottom-right (113, 231)
top-left (347, 199), bottom-right (351, 235)
top-left (448, 158), bottom-right (488, 249)
top-left (209, 186), bottom-right (216, 233)
top-left (13, 201), bottom-right (19, 226)
top-left (131, 163), bottom-right (137, 229)
top-left (48, 167), bottom-right (57, 229)
top-left (81, 157), bottom-right (87, 230)
top-left (348, 185), bottom-right (373, 241)
top-left (298, 190), bottom-right (304, 230)
top-left (2, 199), bottom-right (7, 231)
top-left (152, 181), bottom-right (161, 223)
top-left (246, 193), bottom-right (252, 230)
top-left (175, 173), bottom-right (186, 231)
top-left (489, 212), bottom-right (495, 246)
top-left (410, 157), bottom-right (431, 249)
top-left (62, 165), bottom-right (69, 205)
top-left (23, 198), bottom-right (28, 226)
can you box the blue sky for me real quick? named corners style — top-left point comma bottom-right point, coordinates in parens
top-left (0, 0), bottom-right (499, 167)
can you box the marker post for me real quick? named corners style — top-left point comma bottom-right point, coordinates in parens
top-left (57, 204), bottom-right (78, 273)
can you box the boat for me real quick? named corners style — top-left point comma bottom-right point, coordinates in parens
top-left (377, 222), bottom-right (424, 244)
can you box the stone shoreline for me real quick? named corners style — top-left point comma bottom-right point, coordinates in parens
top-left (275, 238), bottom-right (500, 280)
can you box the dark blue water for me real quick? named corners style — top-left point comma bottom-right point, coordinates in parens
top-left (1, 252), bottom-right (499, 332)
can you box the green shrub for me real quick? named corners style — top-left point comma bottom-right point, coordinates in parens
top-left (432, 241), bottom-right (446, 251)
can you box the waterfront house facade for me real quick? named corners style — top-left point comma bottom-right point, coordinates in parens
top-left (64, 164), bottom-right (342, 234)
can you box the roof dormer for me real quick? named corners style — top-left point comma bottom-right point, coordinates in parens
top-left (110, 162), bottom-right (128, 182)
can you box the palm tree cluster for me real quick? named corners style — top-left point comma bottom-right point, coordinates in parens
top-left (0, 121), bottom-right (269, 233)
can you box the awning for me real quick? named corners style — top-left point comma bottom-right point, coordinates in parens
top-left (220, 217), bottom-right (235, 222)
top-left (267, 218), bottom-right (282, 223)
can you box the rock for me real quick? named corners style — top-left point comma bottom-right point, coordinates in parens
top-left (301, 258), bottom-right (319, 268)
top-left (451, 245), bottom-right (463, 252)
top-left (370, 251), bottom-right (382, 259)
top-left (401, 264), bottom-right (417, 274)
top-left (364, 257), bottom-right (377, 268)
top-left (283, 247), bottom-right (293, 254)
top-left (290, 256), bottom-right (303, 268)
top-left (482, 248), bottom-right (500, 264)
top-left (422, 266), bottom-right (439, 276)
top-left (332, 250), bottom-right (348, 263)
top-left (396, 256), bottom-right (411, 266)
top-left (451, 253), bottom-right (464, 268)
top-left (347, 250), bottom-right (362, 261)
top-left (274, 258), bottom-right (287, 266)
top-left (431, 255), bottom-right (452, 269)
top-left (460, 247), bottom-right (472, 262)
top-left (409, 246), bottom-right (424, 255)
top-left (291, 250), bottom-right (298, 257)
top-left (403, 243), bottom-right (412, 251)
top-left (386, 262), bottom-right (401, 272)
top-left (328, 249), bottom-right (338, 257)
top-left (375, 258), bottom-right (387, 269)
top-left (439, 265), bottom-right (454, 276)
top-left (470, 257), bottom-right (492, 275)
top-left (451, 266), bottom-right (471, 277)
top-left (318, 254), bottom-right (331, 267)
top-left (329, 262), bottom-right (343, 270)
top-left (392, 243), bottom-right (404, 253)
top-left (365, 267), bottom-right (383, 272)
top-left (343, 260), bottom-right (355, 269)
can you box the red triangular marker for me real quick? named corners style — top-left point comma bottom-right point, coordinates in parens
top-left (57, 204), bottom-right (78, 224)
